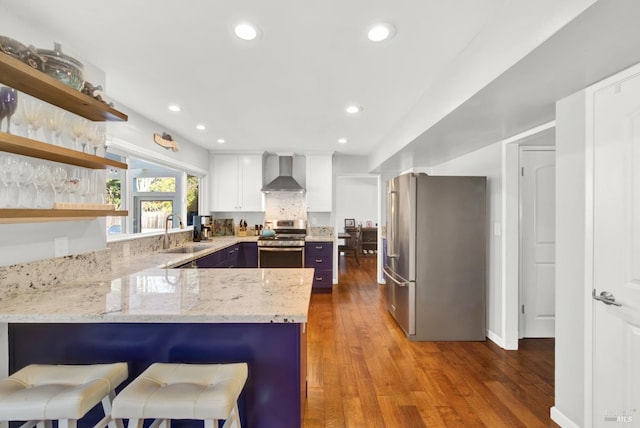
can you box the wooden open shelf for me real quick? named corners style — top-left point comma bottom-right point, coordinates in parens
top-left (0, 131), bottom-right (127, 169)
top-left (0, 53), bottom-right (127, 122)
top-left (0, 209), bottom-right (128, 224)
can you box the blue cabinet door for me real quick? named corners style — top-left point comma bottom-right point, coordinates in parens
top-left (238, 242), bottom-right (258, 268)
top-left (305, 242), bottom-right (333, 292)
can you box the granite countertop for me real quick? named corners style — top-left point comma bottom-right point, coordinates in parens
top-left (305, 235), bottom-right (334, 242)
top-left (0, 235), bottom-right (315, 324)
top-left (0, 267), bottom-right (314, 324)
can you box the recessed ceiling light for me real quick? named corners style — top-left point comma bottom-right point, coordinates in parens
top-left (367, 23), bottom-right (395, 42)
top-left (235, 23), bottom-right (258, 40)
top-left (168, 105), bottom-right (181, 112)
top-left (346, 105), bottom-right (362, 114)
top-left (196, 125), bottom-right (206, 131)
top-left (217, 138), bottom-right (225, 144)
top-left (338, 138), bottom-right (348, 144)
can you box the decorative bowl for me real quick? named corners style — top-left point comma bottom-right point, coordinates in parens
top-left (37, 42), bottom-right (84, 90)
top-left (0, 35), bottom-right (44, 71)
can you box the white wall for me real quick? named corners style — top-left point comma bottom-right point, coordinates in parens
top-left (430, 142), bottom-right (503, 341)
top-left (334, 177), bottom-right (377, 230)
top-left (551, 89), bottom-right (586, 427)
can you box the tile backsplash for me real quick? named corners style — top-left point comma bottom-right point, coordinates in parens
top-left (264, 193), bottom-right (308, 220)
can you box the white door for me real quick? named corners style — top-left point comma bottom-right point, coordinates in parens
top-left (591, 72), bottom-right (640, 426)
top-left (520, 148), bottom-right (556, 337)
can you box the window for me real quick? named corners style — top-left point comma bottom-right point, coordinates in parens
top-left (105, 153), bottom-right (202, 238)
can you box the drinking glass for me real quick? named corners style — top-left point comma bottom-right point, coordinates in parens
top-left (52, 166), bottom-right (68, 204)
top-left (89, 124), bottom-right (106, 156)
top-left (34, 164), bottom-right (55, 208)
top-left (43, 106), bottom-right (66, 146)
top-left (17, 159), bottom-right (36, 208)
top-left (0, 87), bottom-right (18, 134)
top-left (9, 105), bottom-right (26, 137)
top-left (22, 98), bottom-right (43, 140)
top-left (68, 117), bottom-right (87, 152)
top-left (2, 155), bottom-right (21, 207)
top-left (0, 155), bottom-right (8, 208)
top-left (67, 167), bottom-right (81, 203)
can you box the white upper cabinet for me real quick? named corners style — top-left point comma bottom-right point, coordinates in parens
top-left (210, 154), bottom-right (264, 211)
top-left (305, 153), bottom-right (333, 212)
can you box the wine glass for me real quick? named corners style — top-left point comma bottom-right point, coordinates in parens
top-left (0, 87), bottom-right (18, 134)
top-left (68, 117), bottom-right (87, 152)
top-left (17, 159), bottom-right (36, 208)
top-left (52, 166), bottom-right (68, 204)
top-left (43, 106), bottom-right (66, 146)
top-left (22, 98), bottom-right (43, 140)
top-left (2, 155), bottom-right (20, 207)
top-left (9, 104), bottom-right (26, 137)
top-left (67, 167), bottom-right (81, 203)
top-left (34, 164), bottom-right (55, 208)
top-left (89, 124), bottom-right (106, 156)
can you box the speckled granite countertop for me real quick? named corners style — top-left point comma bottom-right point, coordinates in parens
top-left (0, 236), bottom-right (314, 324)
top-left (0, 267), bottom-right (314, 324)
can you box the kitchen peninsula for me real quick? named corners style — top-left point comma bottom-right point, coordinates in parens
top-left (0, 258), bottom-right (314, 428)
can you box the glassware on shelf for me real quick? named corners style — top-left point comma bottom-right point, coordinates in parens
top-left (67, 167), bottom-right (81, 202)
top-left (88, 124), bottom-right (106, 156)
top-left (68, 117), bottom-right (87, 152)
top-left (34, 164), bottom-right (55, 209)
top-left (22, 98), bottom-right (44, 140)
top-left (2, 155), bottom-right (21, 207)
top-left (16, 159), bottom-right (36, 208)
top-left (52, 166), bottom-right (68, 203)
top-left (9, 104), bottom-right (26, 137)
top-left (43, 106), bottom-right (66, 146)
top-left (0, 87), bottom-right (18, 134)
top-left (0, 155), bottom-right (9, 208)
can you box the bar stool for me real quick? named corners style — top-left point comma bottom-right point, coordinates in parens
top-left (0, 362), bottom-right (128, 428)
top-left (112, 363), bottom-right (248, 428)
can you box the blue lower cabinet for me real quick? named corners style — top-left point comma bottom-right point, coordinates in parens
top-left (305, 242), bottom-right (333, 292)
top-left (218, 244), bottom-right (240, 268)
top-left (238, 242), bottom-right (258, 268)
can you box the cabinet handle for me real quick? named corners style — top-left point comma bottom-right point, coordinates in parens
top-left (315, 246), bottom-right (323, 249)
top-left (315, 277), bottom-right (323, 281)
top-left (315, 259), bottom-right (323, 263)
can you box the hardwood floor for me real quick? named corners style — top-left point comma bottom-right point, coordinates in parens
top-left (303, 256), bottom-right (558, 427)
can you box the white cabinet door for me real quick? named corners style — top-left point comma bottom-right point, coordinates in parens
top-left (210, 154), bottom-right (263, 212)
top-left (238, 155), bottom-right (264, 211)
top-left (305, 154), bottom-right (332, 211)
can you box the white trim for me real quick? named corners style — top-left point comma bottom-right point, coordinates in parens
top-left (501, 121), bottom-right (556, 351)
top-left (551, 406), bottom-right (581, 428)
top-left (486, 329), bottom-right (505, 348)
top-left (110, 137), bottom-right (208, 176)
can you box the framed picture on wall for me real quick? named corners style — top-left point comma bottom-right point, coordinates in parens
top-left (344, 218), bottom-right (355, 228)
top-left (366, 221), bottom-right (373, 228)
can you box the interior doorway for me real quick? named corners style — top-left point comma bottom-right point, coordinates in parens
top-left (333, 174), bottom-right (381, 283)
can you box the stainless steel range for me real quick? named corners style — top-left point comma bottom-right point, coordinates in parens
top-left (258, 219), bottom-right (307, 268)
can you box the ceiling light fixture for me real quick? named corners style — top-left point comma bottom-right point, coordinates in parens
top-left (196, 125), bottom-right (206, 131)
top-left (346, 105), bottom-right (362, 114)
top-left (235, 23), bottom-right (258, 41)
top-left (168, 105), bottom-right (181, 112)
top-left (217, 138), bottom-right (225, 144)
top-left (367, 22), bottom-right (395, 42)
top-left (338, 138), bottom-right (348, 144)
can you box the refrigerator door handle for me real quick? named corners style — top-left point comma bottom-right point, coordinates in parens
top-left (387, 189), bottom-right (400, 258)
top-left (383, 267), bottom-right (410, 287)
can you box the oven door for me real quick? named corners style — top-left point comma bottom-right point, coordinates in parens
top-left (258, 247), bottom-right (305, 268)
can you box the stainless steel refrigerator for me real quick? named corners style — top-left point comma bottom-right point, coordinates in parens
top-left (384, 173), bottom-right (486, 341)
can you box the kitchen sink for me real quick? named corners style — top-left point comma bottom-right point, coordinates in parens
top-left (163, 245), bottom-right (211, 254)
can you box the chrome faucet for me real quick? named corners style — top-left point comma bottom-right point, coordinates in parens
top-left (163, 213), bottom-right (184, 249)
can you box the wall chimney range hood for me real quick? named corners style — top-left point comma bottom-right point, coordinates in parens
top-left (262, 156), bottom-right (305, 193)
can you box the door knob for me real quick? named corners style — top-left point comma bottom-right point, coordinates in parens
top-left (592, 290), bottom-right (622, 307)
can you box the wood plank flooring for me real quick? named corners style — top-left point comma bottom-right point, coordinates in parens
top-left (303, 256), bottom-right (558, 427)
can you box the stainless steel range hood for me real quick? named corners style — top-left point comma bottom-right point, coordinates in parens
top-left (262, 156), bottom-right (304, 192)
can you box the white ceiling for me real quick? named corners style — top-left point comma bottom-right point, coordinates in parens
top-left (3, 1), bottom-right (639, 171)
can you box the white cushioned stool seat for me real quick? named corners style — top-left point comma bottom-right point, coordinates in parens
top-left (0, 362), bottom-right (128, 428)
top-left (112, 363), bottom-right (248, 428)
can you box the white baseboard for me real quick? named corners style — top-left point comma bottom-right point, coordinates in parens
top-left (550, 407), bottom-right (581, 428)
top-left (486, 329), bottom-right (505, 348)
